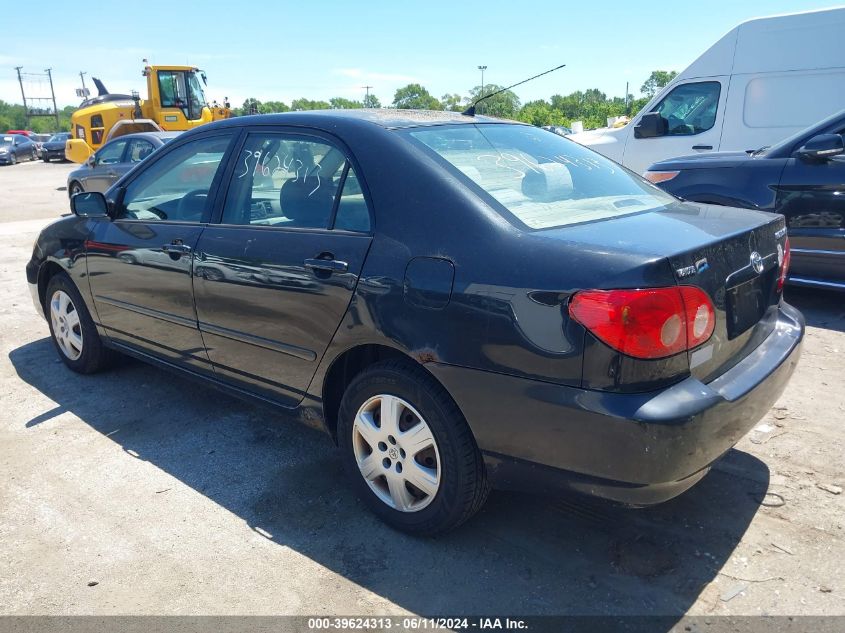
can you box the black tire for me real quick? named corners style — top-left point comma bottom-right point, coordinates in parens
top-left (10, 153), bottom-right (16, 165)
top-left (69, 181), bottom-right (83, 196)
top-left (43, 156), bottom-right (50, 163)
top-left (45, 272), bottom-right (117, 374)
top-left (338, 359), bottom-right (489, 535)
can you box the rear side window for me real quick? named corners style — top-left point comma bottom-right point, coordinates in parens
top-left (221, 132), bottom-right (370, 231)
top-left (407, 124), bottom-right (675, 230)
top-left (126, 139), bottom-right (156, 163)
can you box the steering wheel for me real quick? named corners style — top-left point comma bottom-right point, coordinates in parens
top-left (176, 189), bottom-right (208, 221)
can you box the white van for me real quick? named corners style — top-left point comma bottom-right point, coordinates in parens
top-left (569, 7), bottom-right (845, 174)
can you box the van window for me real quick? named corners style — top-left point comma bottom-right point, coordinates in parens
top-left (743, 72), bottom-right (845, 129)
top-left (653, 82), bottom-right (721, 136)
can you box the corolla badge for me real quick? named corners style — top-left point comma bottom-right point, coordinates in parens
top-left (750, 251), bottom-right (764, 274)
top-left (675, 257), bottom-right (710, 279)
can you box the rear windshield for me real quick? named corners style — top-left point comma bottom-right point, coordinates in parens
top-left (405, 124), bottom-right (676, 230)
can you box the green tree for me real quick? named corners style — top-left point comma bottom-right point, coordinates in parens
top-left (290, 98), bottom-right (331, 111)
top-left (440, 93), bottom-right (464, 112)
top-left (468, 84), bottom-right (520, 118)
top-left (329, 97), bottom-right (363, 109)
top-left (392, 84), bottom-right (442, 110)
top-left (262, 100), bottom-right (290, 113)
top-left (241, 97), bottom-right (262, 115)
top-left (363, 93), bottom-right (381, 108)
top-left (640, 70), bottom-right (678, 98)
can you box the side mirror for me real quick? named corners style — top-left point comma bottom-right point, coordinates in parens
top-left (71, 191), bottom-right (109, 218)
top-left (797, 134), bottom-right (844, 161)
top-left (634, 112), bottom-right (667, 139)
top-left (86, 154), bottom-right (96, 167)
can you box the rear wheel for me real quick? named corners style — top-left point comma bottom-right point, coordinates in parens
top-left (46, 272), bottom-right (116, 374)
top-left (69, 181), bottom-right (83, 196)
top-left (338, 360), bottom-right (489, 535)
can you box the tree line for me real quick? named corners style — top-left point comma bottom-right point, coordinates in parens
top-left (234, 70), bottom-right (678, 130)
top-left (0, 70), bottom-right (678, 133)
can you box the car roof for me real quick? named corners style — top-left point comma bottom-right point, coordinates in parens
top-left (210, 109), bottom-right (521, 131)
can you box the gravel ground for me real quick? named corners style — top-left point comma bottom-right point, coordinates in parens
top-left (0, 160), bottom-right (843, 617)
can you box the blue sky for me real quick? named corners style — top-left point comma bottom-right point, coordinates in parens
top-left (2, 1), bottom-right (841, 109)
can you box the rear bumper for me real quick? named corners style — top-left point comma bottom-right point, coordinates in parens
top-left (429, 302), bottom-right (804, 505)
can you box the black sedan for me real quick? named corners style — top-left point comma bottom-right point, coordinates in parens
top-left (41, 132), bottom-right (72, 162)
top-left (0, 134), bottom-right (38, 165)
top-left (26, 111), bottom-right (803, 534)
top-left (646, 109), bottom-right (845, 291)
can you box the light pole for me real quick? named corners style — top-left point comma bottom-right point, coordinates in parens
top-left (477, 65), bottom-right (487, 114)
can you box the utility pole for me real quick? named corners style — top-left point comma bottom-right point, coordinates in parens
top-left (15, 67), bottom-right (28, 127)
top-left (46, 68), bottom-right (60, 128)
top-left (362, 85), bottom-right (373, 107)
top-left (625, 81), bottom-right (629, 114)
top-left (79, 71), bottom-right (88, 95)
top-left (477, 65), bottom-right (487, 115)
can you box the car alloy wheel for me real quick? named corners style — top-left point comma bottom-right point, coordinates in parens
top-left (50, 289), bottom-right (83, 361)
top-left (69, 182), bottom-right (83, 196)
top-left (352, 394), bottom-right (441, 512)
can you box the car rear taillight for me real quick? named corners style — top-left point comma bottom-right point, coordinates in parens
top-left (569, 286), bottom-right (716, 360)
top-left (777, 236), bottom-right (791, 293)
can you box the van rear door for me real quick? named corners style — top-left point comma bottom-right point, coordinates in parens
top-left (622, 78), bottom-right (726, 174)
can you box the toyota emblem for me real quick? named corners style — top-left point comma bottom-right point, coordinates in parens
top-left (750, 251), bottom-right (764, 274)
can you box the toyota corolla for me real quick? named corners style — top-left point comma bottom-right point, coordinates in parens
top-left (26, 111), bottom-right (804, 534)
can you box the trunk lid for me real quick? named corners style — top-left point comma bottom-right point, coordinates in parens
top-left (544, 201), bottom-right (787, 381)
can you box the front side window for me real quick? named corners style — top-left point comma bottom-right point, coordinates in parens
top-left (96, 140), bottom-right (127, 165)
top-left (406, 124), bottom-right (676, 230)
top-left (652, 81), bottom-right (721, 136)
top-left (221, 133), bottom-right (360, 230)
top-left (118, 134), bottom-right (232, 223)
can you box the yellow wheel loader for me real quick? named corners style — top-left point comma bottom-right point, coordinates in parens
top-left (66, 63), bottom-right (231, 163)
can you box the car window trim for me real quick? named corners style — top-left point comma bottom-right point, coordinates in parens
top-left (109, 130), bottom-right (240, 225)
top-left (209, 125), bottom-right (374, 234)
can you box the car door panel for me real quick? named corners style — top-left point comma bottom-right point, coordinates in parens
top-left (194, 228), bottom-right (371, 405)
top-left (86, 221), bottom-right (211, 372)
top-left (86, 132), bottom-right (236, 372)
top-left (776, 154), bottom-right (845, 283)
top-left (192, 129), bottom-right (373, 406)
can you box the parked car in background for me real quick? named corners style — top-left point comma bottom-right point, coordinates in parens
top-left (0, 134), bottom-right (38, 165)
top-left (646, 109), bottom-right (845, 291)
top-left (66, 131), bottom-right (180, 196)
top-left (41, 132), bottom-right (72, 162)
top-left (31, 133), bottom-right (52, 158)
top-left (29, 111), bottom-right (803, 535)
top-left (570, 7), bottom-right (845, 174)
top-left (6, 129), bottom-right (35, 138)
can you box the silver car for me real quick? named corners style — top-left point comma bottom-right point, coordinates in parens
top-left (67, 131), bottom-right (181, 198)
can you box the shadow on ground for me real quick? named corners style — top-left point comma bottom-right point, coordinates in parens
top-left (785, 287), bottom-right (845, 332)
top-left (11, 338), bottom-right (772, 619)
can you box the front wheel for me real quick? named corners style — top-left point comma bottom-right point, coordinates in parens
top-left (10, 153), bottom-right (16, 165)
top-left (46, 272), bottom-right (117, 374)
top-left (69, 181), bottom-right (83, 197)
top-left (338, 360), bottom-right (489, 535)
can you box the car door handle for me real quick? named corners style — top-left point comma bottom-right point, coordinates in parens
top-left (304, 257), bottom-right (348, 273)
top-left (692, 145), bottom-right (713, 150)
top-left (162, 242), bottom-right (192, 254)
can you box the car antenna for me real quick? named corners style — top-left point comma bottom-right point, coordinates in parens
top-left (462, 63), bottom-right (566, 117)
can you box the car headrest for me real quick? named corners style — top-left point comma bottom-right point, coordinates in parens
top-left (522, 162), bottom-right (573, 200)
top-left (279, 176), bottom-right (334, 228)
